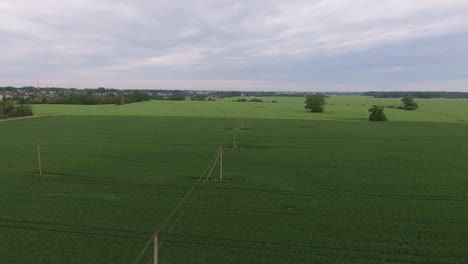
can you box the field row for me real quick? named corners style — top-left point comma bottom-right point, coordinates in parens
top-left (2, 116), bottom-right (468, 263)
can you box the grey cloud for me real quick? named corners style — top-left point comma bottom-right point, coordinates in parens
top-left (1, 0), bottom-right (468, 90)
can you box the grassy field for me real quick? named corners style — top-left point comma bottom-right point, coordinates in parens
top-left (1, 96), bottom-right (468, 263)
top-left (32, 96), bottom-right (468, 123)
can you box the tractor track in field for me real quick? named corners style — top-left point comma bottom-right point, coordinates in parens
top-left (0, 114), bottom-right (50, 122)
top-left (0, 218), bottom-right (150, 240)
top-left (161, 234), bottom-right (458, 264)
top-left (0, 224), bottom-right (149, 241)
top-left (0, 218), bottom-right (149, 235)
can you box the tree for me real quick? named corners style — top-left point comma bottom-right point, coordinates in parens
top-left (115, 95), bottom-right (125, 105)
top-left (305, 94), bottom-right (326, 113)
top-left (368, 105), bottom-right (387, 121)
top-left (0, 98), bottom-right (33, 118)
top-left (190, 94), bottom-right (207, 101)
top-left (0, 99), bottom-right (4, 118)
top-left (125, 90), bottom-right (151, 103)
top-left (401, 96), bottom-right (419, 110)
top-left (167, 95), bottom-right (186, 101)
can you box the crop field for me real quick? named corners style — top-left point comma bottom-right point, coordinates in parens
top-left (31, 96), bottom-right (468, 123)
top-left (1, 96), bottom-right (468, 263)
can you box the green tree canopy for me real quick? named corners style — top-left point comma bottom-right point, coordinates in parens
top-left (0, 98), bottom-right (33, 119)
top-left (368, 105), bottom-right (387, 121)
top-left (401, 96), bottom-right (419, 110)
top-left (304, 94), bottom-right (326, 113)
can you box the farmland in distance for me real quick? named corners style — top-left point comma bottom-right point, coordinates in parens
top-left (1, 96), bottom-right (468, 263)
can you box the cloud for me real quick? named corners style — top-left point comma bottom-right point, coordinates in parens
top-left (1, 0), bottom-right (468, 90)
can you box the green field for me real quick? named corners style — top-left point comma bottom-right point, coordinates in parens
top-left (31, 96), bottom-right (468, 123)
top-left (2, 96), bottom-right (468, 263)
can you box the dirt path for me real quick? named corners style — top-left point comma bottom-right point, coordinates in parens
top-left (0, 104), bottom-right (118, 123)
top-left (0, 115), bottom-right (50, 123)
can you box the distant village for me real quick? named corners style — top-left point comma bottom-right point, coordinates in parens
top-left (0, 86), bottom-right (362, 103)
top-left (0, 87), bottom-right (188, 103)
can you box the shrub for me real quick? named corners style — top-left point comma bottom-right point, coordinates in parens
top-left (403, 105), bottom-right (417, 111)
top-left (167, 95), bottom-right (186, 101)
top-left (0, 99), bottom-right (33, 118)
top-left (401, 96), bottom-right (419, 110)
top-left (368, 105), bottom-right (387, 121)
top-left (190, 95), bottom-right (207, 101)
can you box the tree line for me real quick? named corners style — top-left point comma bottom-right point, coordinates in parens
top-left (48, 91), bottom-right (151, 105)
top-left (364, 91), bottom-right (468, 99)
top-left (234, 98), bottom-right (264, 102)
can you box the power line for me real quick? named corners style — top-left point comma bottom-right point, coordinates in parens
top-left (132, 149), bottom-right (220, 264)
top-left (157, 121), bottom-right (240, 249)
top-left (131, 119), bottom-right (241, 264)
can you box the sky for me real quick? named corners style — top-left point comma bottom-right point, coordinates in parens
top-left (1, 0), bottom-right (468, 91)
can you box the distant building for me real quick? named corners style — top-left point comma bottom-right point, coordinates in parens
top-left (0, 94), bottom-right (13, 100)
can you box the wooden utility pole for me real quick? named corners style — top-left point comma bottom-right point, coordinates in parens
top-left (37, 143), bottom-right (43, 176)
top-left (220, 147), bottom-right (223, 181)
top-left (154, 233), bottom-right (158, 264)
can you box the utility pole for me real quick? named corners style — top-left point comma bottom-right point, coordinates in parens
top-left (37, 143), bottom-right (43, 176)
top-left (154, 233), bottom-right (158, 264)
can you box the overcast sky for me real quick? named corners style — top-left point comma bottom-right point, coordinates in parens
top-left (1, 0), bottom-right (468, 91)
